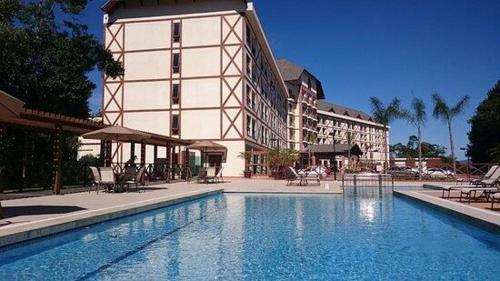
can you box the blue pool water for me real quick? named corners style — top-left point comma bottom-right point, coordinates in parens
top-left (1, 192), bottom-right (499, 280)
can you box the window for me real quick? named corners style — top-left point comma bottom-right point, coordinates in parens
top-left (252, 119), bottom-right (256, 139)
top-left (246, 24), bottom-right (252, 46)
top-left (173, 22), bottom-right (181, 43)
top-left (247, 116), bottom-right (252, 137)
top-left (172, 84), bottom-right (180, 105)
top-left (172, 53), bottom-right (180, 74)
top-left (246, 85), bottom-right (252, 109)
top-left (172, 114), bottom-right (179, 135)
top-left (246, 55), bottom-right (251, 76)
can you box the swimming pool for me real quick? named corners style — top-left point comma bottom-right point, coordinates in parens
top-left (1, 192), bottom-right (499, 280)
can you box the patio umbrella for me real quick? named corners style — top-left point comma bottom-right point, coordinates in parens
top-left (81, 125), bottom-right (152, 142)
top-left (0, 90), bottom-right (24, 120)
top-left (187, 140), bottom-right (227, 166)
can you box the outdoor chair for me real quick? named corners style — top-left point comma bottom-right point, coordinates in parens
top-left (99, 167), bottom-right (116, 192)
top-left (196, 167), bottom-right (206, 183)
top-left (459, 187), bottom-right (499, 203)
top-left (287, 167), bottom-right (321, 186)
top-left (490, 193), bottom-right (500, 209)
top-left (89, 166), bottom-right (102, 194)
top-left (442, 168), bottom-right (500, 199)
top-left (469, 165), bottom-right (498, 185)
top-left (205, 167), bottom-right (217, 183)
top-left (287, 166), bottom-right (302, 186)
top-left (123, 166), bottom-right (137, 182)
top-left (124, 166), bottom-right (146, 192)
top-left (214, 167), bottom-right (224, 183)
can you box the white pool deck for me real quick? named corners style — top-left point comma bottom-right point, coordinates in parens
top-left (394, 189), bottom-right (500, 227)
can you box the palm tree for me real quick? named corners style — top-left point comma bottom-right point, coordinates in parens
top-left (432, 93), bottom-right (470, 175)
top-left (403, 98), bottom-right (426, 180)
top-left (369, 97), bottom-right (404, 172)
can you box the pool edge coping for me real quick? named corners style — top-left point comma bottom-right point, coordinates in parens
top-left (394, 190), bottom-right (500, 229)
top-left (0, 188), bottom-right (223, 248)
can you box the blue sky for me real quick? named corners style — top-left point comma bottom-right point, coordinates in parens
top-left (81, 0), bottom-right (500, 160)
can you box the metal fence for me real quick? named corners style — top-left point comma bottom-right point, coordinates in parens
top-left (341, 174), bottom-right (394, 192)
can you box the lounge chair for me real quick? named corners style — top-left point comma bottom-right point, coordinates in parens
top-left (490, 193), bottom-right (500, 209)
top-left (442, 168), bottom-right (500, 198)
top-left (124, 166), bottom-right (146, 192)
top-left (99, 167), bottom-right (116, 192)
top-left (214, 167), bottom-right (224, 183)
top-left (287, 167), bottom-right (301, 186)
top-left (89, 167), bottom-right (102, 194)
top-left (205, 167), bottom-right (217, 183)
top-left (469, 165), bottom-right (498, 185)
top-left (287, 167), bottom-right (320, 186)
top-left (459, 187), bottom-right (499, 203)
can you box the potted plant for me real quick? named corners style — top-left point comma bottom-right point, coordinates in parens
top-left (238, 151), bottom-right (253, 178)
top-left (268, 148), bottom-right (299, 180)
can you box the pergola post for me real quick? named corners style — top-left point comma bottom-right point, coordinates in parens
top-left (154, 145), bottom-right (158, 164)
top-left (166, 142), bottom-right (172, 183)
top-left (100, 140), bottom-right (106, 166)
top-left (140, 142), bottom-right (146, 167)
top-left (184, 148), bottom-right (190, 180)
top-left (52, 126), bottom-right (63, 195)
top-left (172, 145), bottom-right (177, 180)
top-left (130, 142), bottom-right (135, 164)
top-left (105, 140), bottom-right (112, 167)
top-left (0, 125), bottom-right (5, 218)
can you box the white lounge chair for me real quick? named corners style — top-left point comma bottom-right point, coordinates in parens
top-left (205, 167), bottom-right (217, 184)
top-left (124, 166), bottom-right (146, 192)
top-left (99, 167), bottom-right (116, 192)
top-left (287, 166), bottom-right (320, 186)
top-left (89, 167), bottom-right (102, 194)
top-left (442, 168), bottom-right (500, 198)
top-left (490, 193), bottom-right (500, 209)
top-left (459, 187), bottom-right (499, 203)
top-left (470, 165), bottom-right (498, 185)
top-left (214, 167), bottom-right (224, 183)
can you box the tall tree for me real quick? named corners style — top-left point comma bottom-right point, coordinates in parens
top-left (369, 97), bottom-right (404, 172)
top-left (0, 0), bottom-right (122, 116)
top-left (403, 98), bottom-right (426, 179)
top-left (432, 93), bottom-right (470, 174)
top-left (390, 135), bottom-right (447, 159)
top-left (468, 81), bottom-right (500, 163)
top-left (0, 0), bottom-right (122, 190)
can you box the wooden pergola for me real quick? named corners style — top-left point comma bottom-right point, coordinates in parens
top-left (0, 90), bottom-right (192, 195)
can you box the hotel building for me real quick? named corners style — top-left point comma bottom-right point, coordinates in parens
top-left (100, 0), bottom-right (288, 177)
top-left (277, 59), bottom-right (389, 170)
top-left (316, 101), bottom-right (389, 169)
top-left (277, 60), bottom-right (325, 151)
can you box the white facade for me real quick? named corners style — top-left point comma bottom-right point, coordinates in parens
top-left (277, 60), bottom-right (323, 151)
top-left (316, 102), bottom-right (390, 169)
top-left (101, 0), bottom-right (287, 176)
